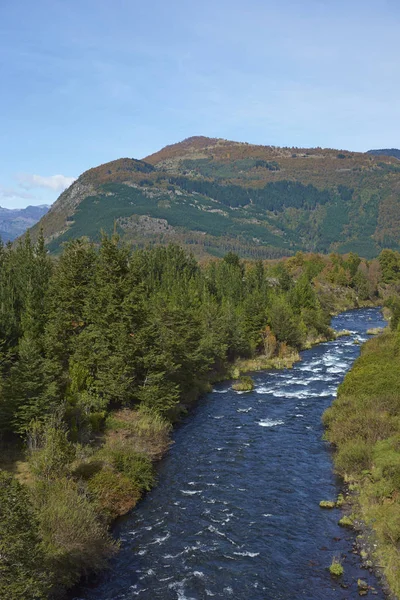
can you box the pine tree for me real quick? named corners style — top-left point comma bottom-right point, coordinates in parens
top-left (44, 239), bottom-right (96, 403)
top-left (269, 294), bottom-right (303, 348)
top-left (8, 334), bottom-right (48, 434)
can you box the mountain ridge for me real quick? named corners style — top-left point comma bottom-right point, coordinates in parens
top-left (367, 148), bottom-right (400, 159)
top-left (0, 204), bottom-right (49, 242)
top-left (25, 136), bottom-right (400, 258)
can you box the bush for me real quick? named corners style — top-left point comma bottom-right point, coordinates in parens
top-left (319, 500), bottom-right (335, 508)
top-left (0, 471), bottom-right (52, 600)
top-left (372, 503), bottom-right (400, 546)
top-left (338, 515), bottom-right (354, 528)
top-left (335, 439), bottom-right (372, 475)
top-left (28, 418), bottom-right (75, 481)
top-left (232, 376), bottom-right (254, 391)
top-left (87, 468), bottom-right (141, 520)
top-left (109, 448), bottom-right (155, 491)
top-left (105, 407), bottom-right (172, 460)
top-left (33, 478), bottom-right (116, 590)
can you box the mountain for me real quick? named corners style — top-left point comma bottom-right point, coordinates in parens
top-left (367, 148), bottom-right (400, 159)
top-left (0, 204), bottom-right (49, 242)
top-left (26, 137), bottom-right (400, 258)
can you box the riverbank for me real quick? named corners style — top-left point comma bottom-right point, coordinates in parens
top-left (65, 307), bottom-right (384, 599)
top-left (323, 329), bottom-right (400, 599)
top-left (71, 307), bottom-right (388, 600)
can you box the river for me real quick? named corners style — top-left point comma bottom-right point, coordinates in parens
top-left (74, 307), bottom-right (387, 600)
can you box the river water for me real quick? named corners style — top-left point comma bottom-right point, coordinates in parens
top-left (75, 308), bottom-right (387, 600)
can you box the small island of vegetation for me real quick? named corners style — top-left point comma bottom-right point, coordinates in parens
top-left (232, 376), bottom-right (254, 391)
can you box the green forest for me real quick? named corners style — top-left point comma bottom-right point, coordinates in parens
top-left (0, 232), bottom-right (393, 598)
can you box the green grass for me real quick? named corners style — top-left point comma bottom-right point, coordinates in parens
top-left (338, 515), bottom-right (354, 528)
top-left (323, 330), bottom-right (400, 597)
top-left (329, 557), bottom-right (344, 577)
top-left (319, 500), bottom-right (336, 508)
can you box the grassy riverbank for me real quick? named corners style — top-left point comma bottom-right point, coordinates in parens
top-left (323, 330), bottom-right (400, 597)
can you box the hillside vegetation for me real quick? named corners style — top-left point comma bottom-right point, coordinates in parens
top-left (25, 137), bottom-right (400, 259)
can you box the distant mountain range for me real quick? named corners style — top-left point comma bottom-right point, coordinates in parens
top-left (367, 148), bottom-right (400, 159)
top-left (0, 204), bottom-right (49, 242)
top-left (25, 138), bottom-right (400, 258)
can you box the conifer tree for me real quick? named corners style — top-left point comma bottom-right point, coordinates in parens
top-left (44, 239), bottom-right (96, 403)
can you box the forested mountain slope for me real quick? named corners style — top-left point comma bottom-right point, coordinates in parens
top-left (27, 137), bottom-right (400, 258)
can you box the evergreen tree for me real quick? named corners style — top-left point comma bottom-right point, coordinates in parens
top-left (269, 294), bottom-right (303, 348)
top-left (44, 239), bottom-right (96, 402)
top-left (74, 234), bottom-right (143, 410)
top-left (290, 274), bottom-right (317, 312)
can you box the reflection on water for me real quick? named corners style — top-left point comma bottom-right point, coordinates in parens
top-left (74, 308), bottom-right (387, 600)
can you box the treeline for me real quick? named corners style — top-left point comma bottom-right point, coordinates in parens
top-left (0, 236), bottom-right (380, 598)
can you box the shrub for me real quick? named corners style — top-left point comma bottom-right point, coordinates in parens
top-left (371, 503), bottom-right (400, 546)
top-left (319, 500), bottom-right (335, 509)
top-left (87, 468), bottom-right (141, 520)
top-left (105, 407), bottom-right (172, 460)
top-left (338, 515), bottom-right (354, 528)
top-left (0, 471), bottom-right (52, 599)
top-left (110, 448), bottom-right (155, 491)
top-left (28, 418), bottom-right (75, 481)
top-left (33, 478), bottom-right (116, 590)
top-left (232, 376), bottom-right (254, 391)
top-left (335, 439), bottom-right (372, 475)
top-left (336, 493), bottom-right (345, 507)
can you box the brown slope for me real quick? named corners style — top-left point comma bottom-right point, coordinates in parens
top-left (24, 158), bottom-right (156, 244)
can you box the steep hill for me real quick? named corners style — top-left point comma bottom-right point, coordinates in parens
top-left (27, 137), bottom-right (400, 258)
top-left (0, 204), bottom-right (49, 242)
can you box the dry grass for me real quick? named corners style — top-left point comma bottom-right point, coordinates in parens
top-left (104, 407), bottom-right (172, 461)
top-left (233, 350), bottom-right (300, 376)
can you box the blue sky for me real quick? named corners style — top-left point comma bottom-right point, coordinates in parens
top-left (1, 0), bottom-right (399, 208)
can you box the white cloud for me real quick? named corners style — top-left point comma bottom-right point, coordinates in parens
top-left (18, 174), bottom-right (76, 192)
top-left (0, 186), bottom-right (36, 201)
